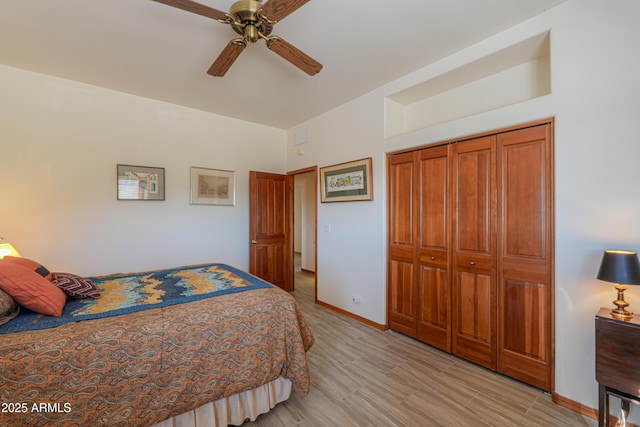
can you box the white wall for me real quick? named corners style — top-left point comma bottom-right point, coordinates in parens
top-left (552, 0), bottom-right (640, 418)
top-left (286, 0), bottom-right (640, 417)
top-left (0, 65), bottom-right (285, 276)
top-left (297, 171), bottom-right (316, 273)
top-left (294, 184), bottom-right (303, 253)
top-left (287, 97), bottom-right (387, 321)
top-left (293, 171), bottom-right (316, 272)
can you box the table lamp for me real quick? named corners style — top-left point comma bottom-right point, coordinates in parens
top-left (0, 243), bottom-right (21, 259)
top-left (596, 249), bottom-right (640, 320)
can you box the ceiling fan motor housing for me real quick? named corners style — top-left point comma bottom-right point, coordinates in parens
top-left (229, 0), bottom-right (272, 42)
top-left (229, 0), bottom-right (261, 21)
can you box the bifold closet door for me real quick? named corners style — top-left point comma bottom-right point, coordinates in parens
top-left (388, 152), bottom-right (418, 337)
top-left (451, 136), bottom-right (497, 370)
top-left (497, 124), bottom-right (553, 391)
top-left (388, 147), bottom-right (452, 351)
top-left (387, 120), bottom-right (553, 391)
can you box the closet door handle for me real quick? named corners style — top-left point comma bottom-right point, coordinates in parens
top-left (251, 240), bottom-right (257, 245)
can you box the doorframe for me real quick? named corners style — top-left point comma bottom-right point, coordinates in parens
top-left (287, 166), bottom-right (318, 302)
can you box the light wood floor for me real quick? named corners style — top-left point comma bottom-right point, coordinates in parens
top-left (244, 270), bottom-right (597, 426)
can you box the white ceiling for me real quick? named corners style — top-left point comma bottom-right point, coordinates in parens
top-left (0, 0), bottom-right (567, 129)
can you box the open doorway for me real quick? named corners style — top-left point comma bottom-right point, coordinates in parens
top-left (290, 167), bottom-right (317, 301)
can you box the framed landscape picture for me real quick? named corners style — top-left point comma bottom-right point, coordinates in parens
top-left (190, 167), bottom-right (236, 206)
top-left (117, 164), bottom-right (165, 201)
top-left (320, 157), bottom-right (373, 203)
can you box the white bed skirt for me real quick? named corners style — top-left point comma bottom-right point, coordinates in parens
top-left (152, 377), bottom-right (292, 427)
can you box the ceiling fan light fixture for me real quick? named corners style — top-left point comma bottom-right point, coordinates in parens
top-left (244, 24), bottom-right (259, 43)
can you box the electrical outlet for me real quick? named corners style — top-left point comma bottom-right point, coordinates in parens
top-left (352, 295), bottom-right (361, 304)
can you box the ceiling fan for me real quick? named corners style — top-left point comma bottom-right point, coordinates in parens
top-left (152, 0), bottom-right (322, 77)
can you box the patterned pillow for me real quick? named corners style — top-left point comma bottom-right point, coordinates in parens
top-left (0, 287), bottom-right (20, 326)
top-left (52, 273), bottom-right (100, 299)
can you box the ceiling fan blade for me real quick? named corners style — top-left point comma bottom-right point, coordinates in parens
top-left (260, 0), bottom-right (309, 22)
top-left (208, 40), bottom-right (247, 77)
top-left (267, 37), bottom-right (322, 76)
top-left (152, 0), bottom-right (228, 21)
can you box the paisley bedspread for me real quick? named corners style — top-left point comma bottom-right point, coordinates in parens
top-left (0, 265), bottom-right (314, 427)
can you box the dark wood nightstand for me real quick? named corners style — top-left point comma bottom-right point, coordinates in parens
top-left (595, 307), bottom-right (640, 426)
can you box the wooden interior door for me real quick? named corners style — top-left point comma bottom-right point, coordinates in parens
top-left (451, 136), bottom-right (497, 370)
top-left (249, 171), bottom-right (292, 291)
top-left (387, 152), bottom-right (418, 337)
top-left (497, 124), bottom-right (553, 391)
top-left (416, 145), bottom-right (451, 352)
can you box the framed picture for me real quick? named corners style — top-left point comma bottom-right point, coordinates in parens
top-left (320, 157), bottom-right (373, 203)
top-left (117, 164), bottom-right (165, 200)
top-left (190, 167), bottom-right (236, 206)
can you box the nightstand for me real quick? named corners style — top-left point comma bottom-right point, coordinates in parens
top-left (595, 308), bottom-right (640, 426)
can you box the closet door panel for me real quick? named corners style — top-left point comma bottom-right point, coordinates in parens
top-left (457, 271), bottom-right (492, 341)
top-left (417, 264), bottom-right (449, 349)
top-left (420, 150), bottom-right (448, 250)
top-left (497, 124), bottom-right (553, 391)
top-left (455, 151), bottom-right (491, 253)
top-left (416, 146), bottom-right (451, 351)
top-left (501, 138), bottom-right (545, 258)
top-left (502, 278), bottom-right (547, 357)
top-left (389, 259), bottom-right (416, 335)
top-left (454, 270), bottom-right (494, 366)
top-left (389, 159), bottom-right (415, 246)
top-left (452, 136), bottom-right (497, 370)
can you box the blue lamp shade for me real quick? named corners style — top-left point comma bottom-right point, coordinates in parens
top-left (597, 250), bottom-right (640, 285)
top-left (597, 249), bottom-right (640, 320)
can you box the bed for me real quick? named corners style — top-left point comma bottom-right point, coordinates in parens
top-left (0, 261), bottom-right (314, 427)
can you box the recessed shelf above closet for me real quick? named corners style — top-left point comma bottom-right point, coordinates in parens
top-left (385, 31), bottom-right (551, 138)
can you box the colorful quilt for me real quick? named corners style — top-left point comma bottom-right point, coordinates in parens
top-left (0, 263), bottom-right (271, 334)
top-left (0, 264), bottom-right (314, 427)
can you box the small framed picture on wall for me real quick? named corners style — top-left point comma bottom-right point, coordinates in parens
top-left (117, 164), bottom-right (165, 201)
top-left (320, 157), bottom-right (373, 203)
top-left (190, 167), bottom-right (236, 206)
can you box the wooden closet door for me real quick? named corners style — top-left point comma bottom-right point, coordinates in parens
top-left (497, 124), bottom-right (553, 391)
top-left (416, 146), bottom-right (451, 351)
top-left (452, 136), bottom-right (497, 370)
top-left (388, 152), bottom-right (418, 337)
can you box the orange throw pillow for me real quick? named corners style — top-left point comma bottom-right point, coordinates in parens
top-left (0, 260), bottom-right (66, 317)
top-left (2, 256), bottom-right (53, 281)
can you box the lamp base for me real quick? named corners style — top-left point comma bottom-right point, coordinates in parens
top-left (612, 284), bottom-right (634, 320)
top-left (610, 308), bottom-right (634, 320)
